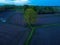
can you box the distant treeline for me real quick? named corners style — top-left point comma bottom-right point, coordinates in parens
top-left (24, 5), bottom-right (59, 14)
top-left (0, 5), bottom-right (59, 14)
top-left (0, 5), bottom-right (24, 12)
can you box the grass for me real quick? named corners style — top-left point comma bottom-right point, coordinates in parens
top-left (36, 23), bottom-right (60, 29)
top-left (24, 24), bottom-right (36, 45)
top-left (0, 21), bottom-right (60, 45)
top-left (24, 23), bottom-right (60, 45)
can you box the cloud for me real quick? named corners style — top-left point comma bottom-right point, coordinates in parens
top-left (13, 0), bottom-right (29, 5)
top-left (0, 0), bottom-right (29, 5)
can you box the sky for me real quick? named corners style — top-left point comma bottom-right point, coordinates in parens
top-left (0, 0), bottom-right (29, 5)
top-left (0, 0), bottom-right (60, 6)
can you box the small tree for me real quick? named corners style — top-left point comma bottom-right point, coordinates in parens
top-left (24, 8), bottom-right (37, 27)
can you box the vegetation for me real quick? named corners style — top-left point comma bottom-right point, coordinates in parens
top-left (24, 7), bottom-right (37, 26)
top-left (24, 7), bottom-right (37, 45)
top-left (0, 5), bottom-right (23, 12)
top-left (0, 5), bottom-right (59, 45)
top-left (24, 5), bottom-right (59, 45)
top-left (0, 5), bottom-right (59, 14)
top-left (24, 5), bottom-right (58, 14)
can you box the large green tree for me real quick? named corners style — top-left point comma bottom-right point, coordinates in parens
top-left (24, 8), bottom-right (37, 45)
top-left (24, 8), bottom-right (37, 27)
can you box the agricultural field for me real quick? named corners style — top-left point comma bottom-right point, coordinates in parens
top-left (0, 5), bottom-right (60, 45)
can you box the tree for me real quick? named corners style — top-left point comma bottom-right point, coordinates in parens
top-left (24, 8), bottom-right (37, 45)
top-left (24, 7), bottom-right (37, 27)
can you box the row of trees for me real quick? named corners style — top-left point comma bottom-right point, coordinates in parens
top-left (0, 5), bottom-right (15, 12)
top-left (24, 5), bottom-right (58, 14)
top-left (0, 5), bottom-right (23, 12)
top-left (0, 5), bottom-right (59, 14)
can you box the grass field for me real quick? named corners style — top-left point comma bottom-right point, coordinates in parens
top-left (0, 9), bottom-right (60, 45)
